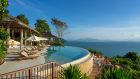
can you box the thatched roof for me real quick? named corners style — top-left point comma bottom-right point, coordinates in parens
top-left (0, 16), bottom-right (38, 33)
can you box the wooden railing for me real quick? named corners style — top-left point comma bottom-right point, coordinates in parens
top-left (0, 62), bottom-right (64, 79)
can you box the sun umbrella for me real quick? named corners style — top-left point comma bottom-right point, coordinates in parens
top-left (26, 35), bottom-right (41, 41)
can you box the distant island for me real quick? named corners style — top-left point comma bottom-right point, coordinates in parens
top-left (68, 38), bottom-right (140, 42)
top-left (69, 38), bottom-right (113, 42)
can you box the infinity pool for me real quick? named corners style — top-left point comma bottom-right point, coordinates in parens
top-left (43, 46), bottom-right (89, 64)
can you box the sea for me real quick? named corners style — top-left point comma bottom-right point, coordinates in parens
top-left (65, 41), bottom-right (140, 57)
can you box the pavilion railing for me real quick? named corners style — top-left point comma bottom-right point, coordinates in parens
top-left (0, 62), bottom-right (64, 79)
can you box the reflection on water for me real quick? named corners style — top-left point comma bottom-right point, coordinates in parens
top-left (42, 46), bottom-right (88, 64)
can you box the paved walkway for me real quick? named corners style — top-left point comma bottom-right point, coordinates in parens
top-left (0, 47), bottom-right (48, 74)
top-left (89, 63), bottom-right (101, 79)
top-left (89, 57), bottom-right (104, 79)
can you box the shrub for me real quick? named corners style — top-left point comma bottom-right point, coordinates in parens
top-left (0, 28), bottom-right (9, 61)
top-left (50, 41), bottom-right (65, 47)
top-left (60, 65), bottom-right (89, 79)
top-left (88, 49), bottom-right (103, 55)
top-left (130, 70), bottom-right (140, 79)
top-left (123, 52), bottom-right (138, 61)
top-left (0, 40), bottom-right (7, 59)
top-left (99, 66), bottom-right (132, 79)
top-left (0, 28), bottom-right (9, 41)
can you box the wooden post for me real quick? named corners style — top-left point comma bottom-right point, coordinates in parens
top-left (24, 30), bottom-right (27, 46)
top-left (29, 68), bottom-right (33, 79)
top-left (52, 63), bottom-right (54, 79)
top-left (20, 29), bottom-right (23, 49)
top-left (6, 27), bottom-right (10, 53)
top-left (12, 30), bottom-right (15, 40)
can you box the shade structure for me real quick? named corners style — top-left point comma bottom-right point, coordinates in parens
top-left (26, 35), bottom-right (40, 41)
top-left (26, 35), bottom-right (48, 41)
top-left (39, 37), bottom-right (48, 41)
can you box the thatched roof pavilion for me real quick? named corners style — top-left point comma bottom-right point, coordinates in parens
top-left (0, 16), bottom-right (38, 33)
top-left (0, 16), bottom-right (38, 49)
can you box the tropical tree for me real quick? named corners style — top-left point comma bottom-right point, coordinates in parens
top-left (35, 19), bottom-right (51, 35)
top-left (16, 14), bottom-right (29, 25)
top-left (0, 0), bottom-right (9, 20)
top-left (51, 18), bottom-right (67, 40)
top-left (60, 65), bottom-right (89, 79)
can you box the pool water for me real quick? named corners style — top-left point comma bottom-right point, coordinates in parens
top-left (43, 46), bottom-right (89, 64)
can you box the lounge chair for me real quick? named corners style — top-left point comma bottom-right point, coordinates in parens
top-left (31, 46), bottom-right (38, 50)
top-left (24, 49), bottom-right (38, 55)
top-left (25, 47), bottom-right (32, 51)
top-left (18, 50), bottom-right (39, 60)
top-left (38, 46), bottom-right (44, 51)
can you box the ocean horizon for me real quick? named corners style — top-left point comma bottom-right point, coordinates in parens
top-left (66, 41), bottom-right (140, 57)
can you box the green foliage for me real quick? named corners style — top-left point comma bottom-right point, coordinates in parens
top-left (0, 0), bottom-right (9, 20)
top-left (99, 66), bottom-right (132, 79)
top-left (16, 14), bottom-right (29, 25)
top-left (50, 40), bottom-right (65, 47)
top-left (111, 57), bottom-right (133, 65)
top-left (0, 28), bottom-right (9, 41)
top-left (88, 48), bottom-right (103, 55)
top-left (60, 65), bottom-right (89, 79)
top-left (51, 18), bottom-right (67, 39)
top-left (0, 40), bottom-right (6, 59)
top-left (110, 52), bottom-right (140, 79)
top-left (130, 70), bottom-right (140, 79)
top-left (0, 28), bottom-right (9, 60)
top-left (35, 19), bottom-right (51, 34)
top-left (123, 52), bottom-right (139, 61)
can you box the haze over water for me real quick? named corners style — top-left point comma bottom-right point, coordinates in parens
top-left (66, 41), bottom-right (140, 57)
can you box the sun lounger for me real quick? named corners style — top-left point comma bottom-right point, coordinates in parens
top-left (18, 50), bottom-right (39, 60)
top-left (31, 46), bottom-right (38, 50)
top-left (25, 47), bottom-right (32, 51)
top-left (24, 49), bottom-right (38, 55)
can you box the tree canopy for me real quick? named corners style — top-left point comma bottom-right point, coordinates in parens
top-left (51, 18), bottom-right (67, 39)
top-left (123, 52), bottom-right (138, 61)
top-left (35, 19), bottom-right (51, 35)
top-left (0, 0), bottom-right (9, 20)
top-left (16, 14), bottom-right (29, 25)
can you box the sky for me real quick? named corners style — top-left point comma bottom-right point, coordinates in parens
top-left (8, 0), bottom-right (140, 41)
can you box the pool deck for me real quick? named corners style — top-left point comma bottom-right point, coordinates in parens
top-left (0, 47), bottom-right (48, 74)
top-left (0, 46), bottom-right (93, 77)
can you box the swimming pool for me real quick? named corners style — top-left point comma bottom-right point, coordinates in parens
top-left (43, 46), bottom-right (89, 64)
